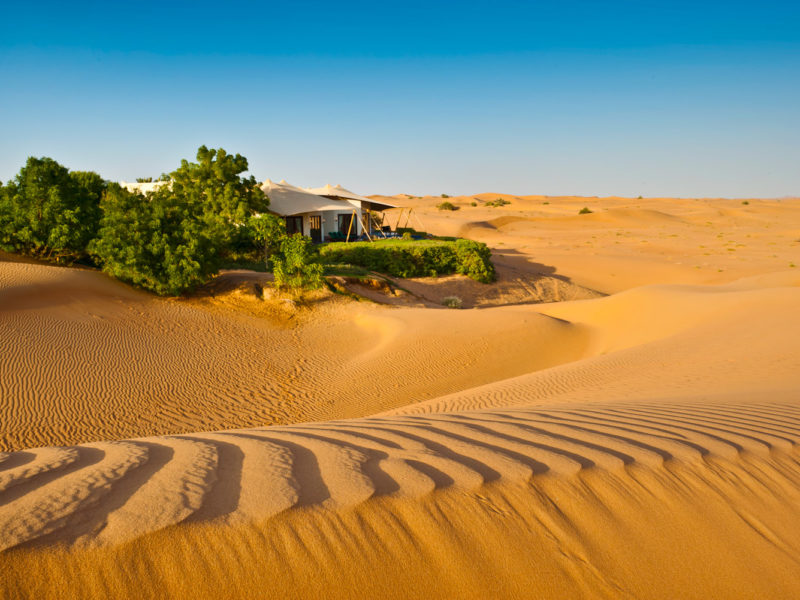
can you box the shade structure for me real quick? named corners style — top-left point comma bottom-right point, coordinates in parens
top-left (261, 180), bottom-right (351, 216)
top-left (305, 183), bottom-right (397, 211)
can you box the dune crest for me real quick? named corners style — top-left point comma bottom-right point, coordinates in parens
top-left (3, 400), bottom-right (800, 598)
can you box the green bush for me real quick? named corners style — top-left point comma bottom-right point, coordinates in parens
top-left (318, 239), bottom-right (495, 283)
top-left (437, 201), bottom-right (459, 211)
top-left (441, 193), bottom-right (450, 198)
top-left (470, 201), bottom-right (478, 207)
top-left (0, 157), bottom-right (105, 262)
top-left (579, 207), bottom-right (593, 214)
top-left (91, 146), bottom-right (267, 296)
top-left (245, 213), bottom-right (286, 267)
top-left (485, 198), bottom-right (510, 207)
top-left (442, 296), bottom-right (462, 309)
top-left (272, 234), bottom-right (324, 290)
top-left (453, 239), bottom-right (494, 282)
top-left (90, 184), bottom-right (220, 295)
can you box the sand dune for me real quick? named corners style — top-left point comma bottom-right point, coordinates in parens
top-left (0, 261), bottom-right (591, 450)
top-left (2, 195), bottom-right (800, 598)
top-left (3, 400), bottom-right (800, 598)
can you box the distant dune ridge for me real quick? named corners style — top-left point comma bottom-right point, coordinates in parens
top-left (1, 195), bottom-right (800, 599)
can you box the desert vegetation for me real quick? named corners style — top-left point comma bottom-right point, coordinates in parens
top-left (319, 238), bottom-right (495, 282)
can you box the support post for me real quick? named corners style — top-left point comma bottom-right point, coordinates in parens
top-left (345, 209), bottom-right (355, 242)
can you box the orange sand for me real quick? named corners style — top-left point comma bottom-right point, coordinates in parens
top-left (1, 195), bottom-right (800, 599)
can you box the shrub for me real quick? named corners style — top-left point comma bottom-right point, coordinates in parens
top-left (441, 193), bottom-right (450, 198)
top-left (91, 184), bottom-right (220, 296)
top-left (485, 198), bottom-right (510, 207)
top-left (442, 296), bottom-right (462, 309)
top-left (437, 201), bottom-right (459, 211)
top-left (579, 207), bottom-right (593, 214)
top-left (742, 200), bottom-right (750, 205)
top-left (246, 213), bottom-right (286, 267)
top-left (453, 239), bottom-right (495, 282)
top-left (272, 234), bottom-right (324, 290)
top-left (0, 157), bottom-right (105, 262)
top-left (319, 239), bottom-right (494, 283)
top-left (470, 201), bottom-right (478, 207)
top-left (91, 146), bottom-right (267, 295)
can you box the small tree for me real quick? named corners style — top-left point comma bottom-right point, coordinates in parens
top-left (91, 146), bottom-right (267, 295)
top-left (169, 145), bottom-right (269, 250)
top-left (91, 184), bottom-right (219, 295)
top-left (0, 157), bottom-right (105, 261)
top-left (248, 213), bottom-right (286, 267)
top-left (272, 234), bottom-right (324, 290)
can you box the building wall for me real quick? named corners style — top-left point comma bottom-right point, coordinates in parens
top-left (284, 209), bottom-right (366, 241)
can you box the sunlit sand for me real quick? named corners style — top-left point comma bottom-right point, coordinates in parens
top-left (2, 194), bottom-right (800, 599)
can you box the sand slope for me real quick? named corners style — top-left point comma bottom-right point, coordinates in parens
top-left (3, 399), bottom-right (800, 598)
top-left (0, 261), bottom-right (590, 450)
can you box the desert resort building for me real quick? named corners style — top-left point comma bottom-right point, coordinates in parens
top-left (262, 180), bottom-right (396, 242)
top-left (120, 179), bottom-right (396, 242)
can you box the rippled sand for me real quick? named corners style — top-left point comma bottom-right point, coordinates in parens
top-left (2, 195), bottom-right (799, 599)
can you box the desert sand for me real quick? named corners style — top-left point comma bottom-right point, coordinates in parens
top-left (2, 195), bottom-right (800, 599)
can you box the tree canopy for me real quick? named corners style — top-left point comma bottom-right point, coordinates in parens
top-left (170, 146), bottom-right (268, 246)
top-left (272, 234), bottom-right (324, 290)
top-left (0, 157), bottom-right (105, 261)
top-left (90, 146), bottom-right (269, 295)
top-left (90, 184), bottom-right (222, 295)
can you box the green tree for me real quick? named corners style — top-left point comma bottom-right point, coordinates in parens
top-left (247, 213), bottom-right (286, 267)
top-left (169, 145), bottom-right (268, 248)
top-left (91, 184), bottom-right (219, 295)
top-left (272, 234), bottom-right (324, 290)
top-left (0, 157), bottom-right (105, 261)
top-left (91, 146), bottom-right (268, 295)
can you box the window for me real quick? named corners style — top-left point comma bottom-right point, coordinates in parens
top-left (285, 216), bottom-right (303, 235)
top-left (337, 213), bottom-right (353, 235)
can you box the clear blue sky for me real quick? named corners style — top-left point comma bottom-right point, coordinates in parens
top-left (1, 1), bottom-right (798, 197)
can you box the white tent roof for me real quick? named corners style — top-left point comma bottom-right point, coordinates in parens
top-left (305, 184), bottom-right (397, 210)
top-left (305, 184), bottom-right (371, 202)
top-left (261, 179), bottom-right (351, 216)
top-left (119, 180), bottom-right (170, 195)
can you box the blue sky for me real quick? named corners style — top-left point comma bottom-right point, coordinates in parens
top-left (1, 1), bottom-right (798, 197)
